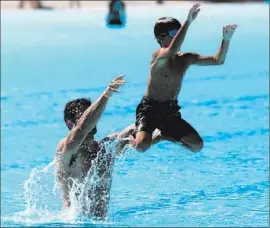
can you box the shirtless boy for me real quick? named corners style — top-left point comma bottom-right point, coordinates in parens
top-left (130, 4), bottom-right (237, 152)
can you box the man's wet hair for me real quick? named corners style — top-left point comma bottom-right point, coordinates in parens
top-left (154, 17), bottom-right (181, 46)
top-left (64, 98), bottom-right (92, 128)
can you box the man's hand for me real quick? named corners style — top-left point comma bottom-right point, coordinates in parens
top-left (187, 3), bottom-right (201, 24)
top-left (223, 24), bottom-right (238, 41)
top-left (105, 74), bottom-right (125, 97)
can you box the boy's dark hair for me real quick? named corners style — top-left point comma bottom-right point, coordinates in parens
top-left (154, 17), bottom-right (181, 46)
top-left (64, 98), bottom-right (92, 127)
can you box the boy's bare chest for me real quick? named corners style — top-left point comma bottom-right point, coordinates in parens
top-left (150, 55), bottom-right (187, 81)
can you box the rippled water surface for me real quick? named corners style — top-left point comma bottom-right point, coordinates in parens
top-left (1, 3), bottom-right (269, 227)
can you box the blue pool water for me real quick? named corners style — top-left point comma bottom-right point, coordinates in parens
top-left (1, 3), bottom-right (269, 227)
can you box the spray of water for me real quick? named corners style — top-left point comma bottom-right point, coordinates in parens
top-left (3, 139), bottom-right (123, 226)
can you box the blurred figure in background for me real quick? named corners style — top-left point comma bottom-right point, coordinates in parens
top-left (18, 0), bottom-right (52, 9)
top-left (69, 0), bottom-right (81, 9)
top-left (106, 0), bottom-right (126, 28)
top-left (157, 0), bottom-right (165, 4)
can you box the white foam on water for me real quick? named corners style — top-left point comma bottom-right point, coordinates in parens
top-left (2, 139), bottom-right (123, 226)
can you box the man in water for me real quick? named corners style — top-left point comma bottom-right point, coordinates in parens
top-left (55, 75), bottom-right (134, 220)
top-left (130, 4), bottom-right (237, 152)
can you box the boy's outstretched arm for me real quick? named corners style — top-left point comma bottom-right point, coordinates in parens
top-left (158, 3), bottom-right (201, 59)
top-left (168, 3), bottom-right (201, 53)
top-left (188, 24), bottom-right (238, 66)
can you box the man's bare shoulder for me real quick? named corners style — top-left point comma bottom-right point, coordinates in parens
top-left (56, 138), bottom-right (67, 154)
top-left (55, 138), bottom-right (70, 169)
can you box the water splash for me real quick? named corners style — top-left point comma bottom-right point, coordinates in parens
top-left (2, 140), bottom-right (121, 226)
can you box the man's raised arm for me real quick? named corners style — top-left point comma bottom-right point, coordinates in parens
top-left (61, 75), bottom-right (125, 157)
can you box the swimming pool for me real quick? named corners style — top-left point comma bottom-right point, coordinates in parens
top-left (1, 3), bottom-right (269, 227)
